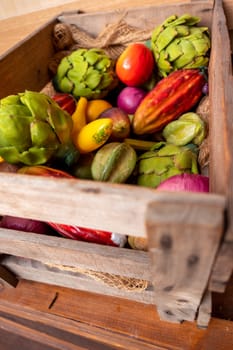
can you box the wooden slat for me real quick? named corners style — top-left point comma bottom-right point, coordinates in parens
top-left (208, 0), bottom-right (233, 292)
top-left (145, 195), bottom-right (224, 323)
top-left (0, 255), bottom-right (154, 304)
top-left (0, 18), bottom-right (57, 99)
top-left (57, 1), bottom-right (213, 37)
top-left (0, 173), bottom-right (225, 236)
top-left (196, 290), bottom-right (212, 329)
top-left (0, 229), bottom-right (150, 279)
top-left (0, 314), bottom-right (91, 350)
top-left (0, 264), bottom-right (18, 289)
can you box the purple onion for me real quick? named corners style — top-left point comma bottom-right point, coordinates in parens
top-left (117, 86), bottom-right (147, 114)
top-left (157, 173), bottom-right (209, 193)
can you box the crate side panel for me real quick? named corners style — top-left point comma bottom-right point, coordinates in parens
top-left (209, 0), bottom-right (233, 292)
top-left (0, 173), bottom-right (225, 236)
top-left (0, 20), bottom-right (56, 99)
top-left (1, 255), bottom-right (154, 304)
top-left (146, 195), bottom-right (225, 323)
top-left (0, 229), bottom-right (151, 280)
top-left (58, 1), bottom-right (213, 36)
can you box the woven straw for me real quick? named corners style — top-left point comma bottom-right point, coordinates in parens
top-left (49, 14), bottom-right (153, 74)
top-left (46, 263), bottom-right (148, 292)
top-left (196, 95), bottom-right (210, 170)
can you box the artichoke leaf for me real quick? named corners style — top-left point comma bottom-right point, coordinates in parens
top-left (30, 120), bottom-right (59, 147)
top-left (0, 113), bottom-right (32, 150)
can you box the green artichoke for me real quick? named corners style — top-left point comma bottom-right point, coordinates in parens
top-left (136, 142), bottom-right (199, 188)
top-left (53, 48), bottom-right (118, 100)
top-left (162, 112), bottom-right (207, 146)
top-left (151, 14), bottom-right (211, 77)
top-left (0, 91), bottom-right (79, 166)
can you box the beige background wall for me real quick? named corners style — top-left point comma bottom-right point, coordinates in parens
top-left (0, 0), bottom-right (76, 19)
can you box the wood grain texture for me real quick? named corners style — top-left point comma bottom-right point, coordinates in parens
top-left (0, 254), bottom-right (154, 304)
top-left (208, 0), bottom-right (233, 292)
top-left (146, 196), bottom-right (224, 323)
top-left (0, 280), bottom-right (232, 350)
top-left (0, 264), bottom-right (18, 289)
top-left (0, 0), bottom-right (191, 54)
top-left (0, 0), bottom-right (232, 333)
top-left (196, 290), bottom-right (212, 329)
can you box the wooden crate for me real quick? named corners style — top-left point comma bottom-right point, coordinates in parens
top-left (0, 0), bottom-right (232, 327)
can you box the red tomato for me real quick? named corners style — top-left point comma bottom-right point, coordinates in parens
top-left (116, 43), bottom-right (155, 87)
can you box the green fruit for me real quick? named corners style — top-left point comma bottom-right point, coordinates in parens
top-left (162, 112), bottom-right (207, 146)
top-left (91, 142), bottom-right (137, 183)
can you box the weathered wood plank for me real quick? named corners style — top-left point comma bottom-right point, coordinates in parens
top-left (0, 229), bottom-right (151, 279)
top-left (196, 290), bottom-right (212, 329)
top-left (146, 195), bottom-right (224, 323)
top-left (57, 1), bottom-right (214, 36)
top-left (0, 173), bottom-right (225, 236)
top-left (208, 0), bottom-right (233, 292)
top-left (0, 264), bottom-right (18, 289)
top-left (0, 255), bottom-right (154, 304)
top-left (0, 314), bottom-right (87, 350)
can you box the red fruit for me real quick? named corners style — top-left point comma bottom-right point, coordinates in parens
top-left (52, 93), bottom-right (76, 115)
top-left (98, 107), bottom-right (131, 140)
top-left (48, 223), bottom-right (126, 247)
top-left (133, 69), bottom-right (206, 135)
top-left (116, 43), bottom-right (155, 87)
top-left (18, 165), bottom-right (74, 178)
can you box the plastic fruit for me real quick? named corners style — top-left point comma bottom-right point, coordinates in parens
top-left (86, 99), bottom-right (112, 122)
top-left (74, 118), bottom-right (113, 153)
top-left (116, 43), bottom-right (155, 87)
top-left (98, 107), bottom-right (131, 140)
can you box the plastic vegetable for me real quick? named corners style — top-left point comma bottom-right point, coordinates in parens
top-left (0, 91), bottom-right (79, 166)
top-left (52, 93), bottom-right (77, 115)
top-left (0, 215), bottom-right (50, 235)
top-left (136, 142), bottom-right (199, 188)
top-left (128, 236), bottom-right (148, 251)
top-left (48, 223), bottom-right (127, 247)
top-left (18, 165), bottom-right (74, 178)
top-left (74, 118), bottom-right (113, 153)
top-left (98, 107), bottom-right (131, 140)
top-left (18, 165), bottom-right (127, 247)
top-left (71, 153), bottom-right (94, 180)
top-left (91, 142), bottom-right (137, 183)
top-left (53, 48), bottom-right (118, 99)
top-left (116, 43), bottom-right (155, 86)
top-left (117, 86), bottom-right (147, 114)
top-left (157, 173), bottom-right (209, 192)
top-left (71, 96), bottom-right (88, 142)
top-left (151, 14), bottom-right (211, 77)
top-left (86, 99), bottom-right (112, 122)
top-left (162, 112), bottom-right (207, 146)
top-left (133, 69), bottom-right (206, 135)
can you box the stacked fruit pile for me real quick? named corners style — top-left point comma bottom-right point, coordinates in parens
top-left (0, 14), bottom-right (211, 248)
